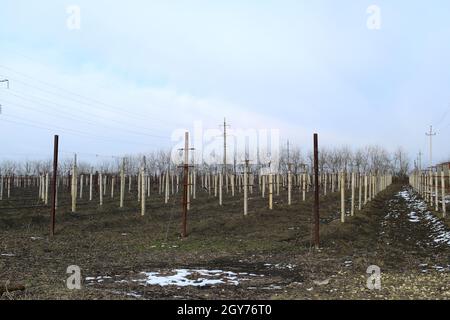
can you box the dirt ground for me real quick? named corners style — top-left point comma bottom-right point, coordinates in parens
top-left (1, 182), bottom-right (449, 300)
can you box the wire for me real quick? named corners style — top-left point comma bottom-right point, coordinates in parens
top-left (0, 65), bottom-right (187, 128)
top-left (0, 114), bottom-right (171, 148)
top-left (0, 96), bottom-right (172, 140)
top-left (434, 103), bottom-right (450, 132)
top-left (59, 150), bottom-right (124, 160)
top-left (2, 89), bottom-right (173, 136)
top-left (4, 86), bottom-right (179, 136)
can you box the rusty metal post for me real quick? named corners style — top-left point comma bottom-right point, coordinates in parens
top-left (51, 135), bottom-right (59, 237)
top-left (313, 133), bottom-right (320, 249)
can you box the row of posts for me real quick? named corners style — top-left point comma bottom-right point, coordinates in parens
top-left (1, 168), bottom-right (391, 221)
top-left (409, 169), bottom-right (448, 218)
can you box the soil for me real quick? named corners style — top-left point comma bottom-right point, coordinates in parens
top-left (0, 183), bottom-right (449, 300)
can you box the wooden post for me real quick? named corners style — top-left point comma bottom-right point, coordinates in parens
top-left (165, 170), bottom-right (169, 204)
top-left (50, 135), bottom-right (58, 236)
top-left (307, 174), bottom-right (310, 192)
top-left (219, 172), bottom-right (223, 206)
top-left (358, 173), bottom-right (362, 211)
top-left (99, 173), bottom-right (103, 206)
top-left (103, 175), bottom-right (107, 196)
top-left (171, 172), bottom-right (175, 195)
top-left (351, 171), bottom-right (355, 216)
top-left (313, 133), bottom-right (320, 249)
top-left (187, 172), bottom-right (191, 210)
top-left (193, 168), bottom-right (196, 200)
top-left (141, 158), bottom-right (146, 216)
top-left (71, 154), bottom-right (77, 213)
top-left (214, 173), bottom-right (218, 197)
top-left (276, 174), bottom-right (280, 196)
top-left (331, 172), bottom-right (335, 193)
top-left (120, 159), bottom-right (125, 208)
top-left (111, 176), bottom-right (115, 198)
top-left (79, 174), bottom-right (84, 199)
top-left (45, 172), bottom-right (49, 205)
top-left (288, 165), bottom-right (292, 205)
top-left (231, 174), bottom-right (235, 197)
top-left (442, 170), bottom-right (446, 217)
top-left (244, 160), bottom-right (249, 216)
top-left (39, 175), bottom-right (42, 201)
top-left (182, 132), bottom-right (189, 237)
top-left (269, 173), bottom-right (273, 210)
top-left (340, 172), bottom-right (345, 223)
top-left (7, 177), bottom-right (10, 199)
top-left (364, 174), bottom-right (368, 205)
top-left (302, 172), bottom-right (306, 201)
top-left (89, 170), bottom-right (93, 201)
top-left (137, 171), bottom-right (141, 202)
top-left (262, 175), bottom-right (266, 198)
top-left (435, 171), bottom-right (439, 212)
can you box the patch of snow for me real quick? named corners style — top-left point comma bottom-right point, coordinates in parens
top-left (399, 189), bottom-right (450, 246)
top-left (0, 253), bottom-right (15, 257)
top-left (408, 211), bottom-right (420, 223)
top-left (138, 269), bottom-right (237, 287)
top-left (262, 284), bottom-right (283, 290)
top-left (264, 263), bottom-right (296, 270)
top-left (126, 291), bottom-right (142, 298)
top-left (86, 269), bottom-right (265, 288)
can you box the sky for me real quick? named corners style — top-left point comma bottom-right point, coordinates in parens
top-left (0, 0), bottom-right (449, 166)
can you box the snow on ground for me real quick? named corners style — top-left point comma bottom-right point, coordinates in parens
top-left (407, 211), bottom-right (420, 223)
top-left (138, 269), bottom-right (241, 287)
top-left (86, 269), bottom-right (265, 288)
top-left (263, 263), bottom-right (296, 270)
top-left (397, 189), bottom-right (450, 246)
top-left (0, 253), bottom-right (15, 257)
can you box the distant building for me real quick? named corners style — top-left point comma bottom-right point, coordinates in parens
top-left (436, 162), bottom-right (450, 172)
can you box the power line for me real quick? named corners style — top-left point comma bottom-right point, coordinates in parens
top-left (0, 65), bottom-right (187, 128)
top-left (220, 117), bottom-right (230, 173)
top-left (0, 97), bottom-right (171, 140)
top-left (0, 114), bottom-right (169, 148)
top-left (2, 88), bottom-right (172, 136)
top-left (434, 103), bottom-right (450, 131)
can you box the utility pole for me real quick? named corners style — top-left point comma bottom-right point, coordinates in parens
top-left (426, 126), bottom-right (436, 169)
top-left (221, 118), bottom-right (230, 175)
top-left (418, 151), bottom-right (422, 171)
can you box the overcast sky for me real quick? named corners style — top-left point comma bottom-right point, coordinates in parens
top-left (0, 0), bottom-right (449, 166)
